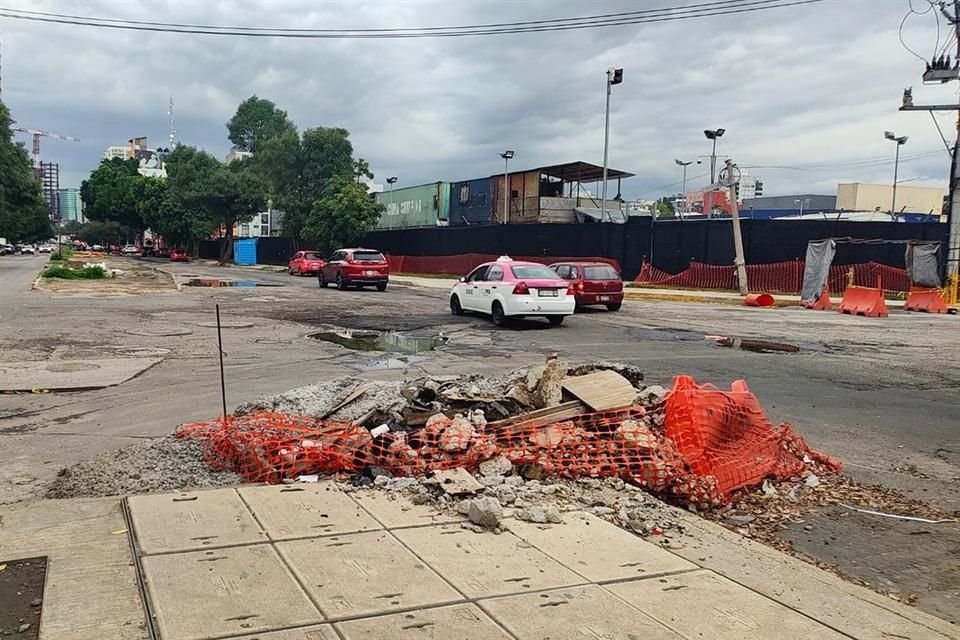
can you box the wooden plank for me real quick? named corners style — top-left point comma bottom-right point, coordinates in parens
top-left (561, 371), bottom-right (636, 411)
top-left (487, 400), bottom-right (586, 432)
top-left (319, 384), bottom-right (367, 419)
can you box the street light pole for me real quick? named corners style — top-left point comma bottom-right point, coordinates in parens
top-left (884, 131), bottom-right (908, 215)
top-left (500, 150), bottom-right (514, 224)
top-left (386, 176), bottom-right (398, 229)
top-left (602, 67), bottom-right (623, 224)
top-left (675, 159), bottom-right (694, 219)
top-left (703, 128), bottom-right (726, 185)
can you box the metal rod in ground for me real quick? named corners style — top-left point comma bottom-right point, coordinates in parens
top-left (216, 303), bottom-right (227, 423)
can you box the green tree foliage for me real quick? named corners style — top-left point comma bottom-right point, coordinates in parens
top-left (353, 157), bottom-right (373, 183)
top-left (304, 174), bottom-right (384, 250)
top-left (655, 197), bottom-right (676, 218)
top-left (76, 220), bottom-right (129, 246)
top-left (61, 220), bottom-right (85, 236)
top-left (0, 101), bottom-right (53, 242)
top-left (165, 146), bottom-right (266, 263)
top-left (226, 96), bottom-right (296, 154)
top-left (256, 126), bottom-right (355, 241)
top-left (80, 158), bottom-right (146, 234)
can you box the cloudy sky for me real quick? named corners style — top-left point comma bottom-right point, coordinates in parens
top-left (1, 0), bottom-right (956, 201)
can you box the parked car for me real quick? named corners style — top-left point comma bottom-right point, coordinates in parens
top-left (121, 245), bottom-right (140, 256)
top-left (549, 262), bottom-right (624, 311)
top-left (19, 245), bottom-right (36, 255)
top-left (449, 256), bottom-right (575, 327)
top-left (288, 251), bottom-right (325, 276)
top-left (0, 244), bottom-right (14, 256)
top-left (169, 248), bottom-right (190, 262)
top-left (91, 244), bottom-right (105, 252)
top-left (319, 248), bottom-right (389, 291)
top-left (38, 244), bottom-right (56, 254)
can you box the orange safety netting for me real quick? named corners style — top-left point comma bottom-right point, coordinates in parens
top-left (177, 375), bottom-right (840, 509)
top-left (635, 259), bottom-right (910, 295)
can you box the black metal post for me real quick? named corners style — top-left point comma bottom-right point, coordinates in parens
top-left (216, 304), bottom-right (227, 423)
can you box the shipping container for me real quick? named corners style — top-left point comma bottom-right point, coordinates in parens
top-left (449, 177), bottom-right (493, 226)
top-left (234, 237), bottom-right (257, 265)
top-left (375, 182), bottom-right (450, 229)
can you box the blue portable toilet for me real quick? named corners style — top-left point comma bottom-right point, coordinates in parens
top-left (234, 238), bottom-right (258, 266)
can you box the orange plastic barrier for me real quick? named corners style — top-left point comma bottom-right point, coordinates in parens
top-left (801, 286), bottom-right (833, 311)
top-left (838, 285), bottom-right (888, 317)
top-left (743, 293), bottom-right (775, 307)
top-left (904, 287), bottom-right (948, 314)
top-left (178, 377), bottom-right (840, 509)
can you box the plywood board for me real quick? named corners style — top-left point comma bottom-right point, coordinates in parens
top-left (561, 370), bottom-right (636, 411)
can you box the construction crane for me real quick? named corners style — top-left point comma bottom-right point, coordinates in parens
top-left (12, 127), bottom-right (79, 169)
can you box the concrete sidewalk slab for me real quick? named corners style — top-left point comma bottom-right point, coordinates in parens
top-left (128, 489), bottom-right (265, 554)
top-left (277, 530), bottom-right (463, 618)
top-left (507, 511), bottom-right (696, 582)
top-left (230, 627), bottom-right (337, 640)
top-left (239, 483), bottom-right (381, 540)
top-left (393, 524), bottom-right (586, 598)
top-left (350, 489), bottom-right (463, 528)
top-left (334, 604), bottom-right (511, 640)
top-left (480, 584), bottom-right (683, 640)
top-left (140, 544), bottom-right (322, 640)
top-left (609, 569), bottom-right (848, 639)
top-left (0, 497), bottom-right (146, 640)
top-left (0, 357), bottom-right (162, 391)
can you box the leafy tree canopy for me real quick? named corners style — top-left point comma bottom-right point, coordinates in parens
top-left (0, 100), bottom-right (53, 243)
top-left (80, 157), bottom-right (146, 232)
top-left (304, 174), bottom-right (384, 251)
top-left (226, 96), bottom-right (296, 154)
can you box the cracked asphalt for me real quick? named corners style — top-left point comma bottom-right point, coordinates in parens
top-left (1, 253), bottom-right (958, 618)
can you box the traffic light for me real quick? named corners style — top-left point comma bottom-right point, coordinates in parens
top-left (611, 68), bottom-right (623, 85)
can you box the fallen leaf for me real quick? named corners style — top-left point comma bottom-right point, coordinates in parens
top-left (111, 529), bottom-right (128, 535)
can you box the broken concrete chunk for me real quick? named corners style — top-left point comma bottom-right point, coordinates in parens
top-left (478, 455), bottom-right (513, 478)
top-left (466, 496), bottom-right (503, 528)
top-left (423, 467), bottom-right (484, 495)
top-left (494, 485), bottom-right (517, 504)
top-left (439, 415), bottom-right (476, 451)
top-left (519, 505), bottom-right (562, 524)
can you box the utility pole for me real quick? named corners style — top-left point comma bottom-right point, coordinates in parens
top-left (723, 158), bottom-right (749, 295)
top-left (903, 0), bottom-right (960, 298)
top-left (602, 68), bottom-right (623, 224)
top-left (500, 150), bottom-right (514, 224)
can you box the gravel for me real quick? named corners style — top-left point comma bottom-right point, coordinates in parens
top-left (235, 376), bottom-right (404, 422)
top-left (45, 436), bottom-right (242, 499)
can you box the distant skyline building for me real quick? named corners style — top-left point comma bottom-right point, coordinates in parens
top-left (103, 145), bottom-right (129, 161)
top-left (58, 188), bottom-right (84, 223)
top-left (225, 146), bottom-right (253, 164)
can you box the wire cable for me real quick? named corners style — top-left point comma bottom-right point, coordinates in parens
top-left (0, 0), bottom-right (824, 38)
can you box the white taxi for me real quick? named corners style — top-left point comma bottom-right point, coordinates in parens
top-left (449, 256), bottom-right (576, 326)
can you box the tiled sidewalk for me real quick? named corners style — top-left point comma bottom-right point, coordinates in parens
top-left (126, 484), bottom-right (852, 640)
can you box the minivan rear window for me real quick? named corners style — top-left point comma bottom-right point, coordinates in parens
top-left (584, 266), bottom-right (620, 280)
top-left (511, 265), bottom-right (561, 280)
top-left (353, 251), bottom-right (385, 262)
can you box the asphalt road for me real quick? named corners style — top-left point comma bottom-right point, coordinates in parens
top-left (1, 255), bottom-right (958, 618)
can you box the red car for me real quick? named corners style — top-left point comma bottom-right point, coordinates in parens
top-left (288, 250), bottom-right (325, 276)
top-left (549, 262), bottom-right (624, 311)
top-left (319, 248), bottom-right (389, 291)
top-left (169, 248), bottom-right (190, 262)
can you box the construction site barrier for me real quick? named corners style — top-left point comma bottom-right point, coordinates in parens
top-left (387, 254), bottom-right (621, 276)
top-left (635, 260), bottom-right (911, 296)
top-left (904, 287), bottom-right (949, 313)
top-left (838, 279), bottom-right (889, 318)
top-left (743, 293), bottom-right (775, 307)
top-left (801, 286), bottom-right (833, 311)
top-left (178, 375), bottom-right (840, 510)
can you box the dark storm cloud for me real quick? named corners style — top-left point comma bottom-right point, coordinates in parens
top-left (1, 0), bottom-right (952, 198)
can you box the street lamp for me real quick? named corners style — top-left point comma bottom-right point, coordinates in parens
top-left (500, 150), bottom-right (514, 224)
top-left (386, 176), bottom-right (398, 228)
top-left (703, 128), bottom-right (726, 185)
top-left (674, 159), bottom-right (701, 217)
top-left (601, 67), bottom-right (624, 223)
top-left (884, 131), bottom-right (908, 215)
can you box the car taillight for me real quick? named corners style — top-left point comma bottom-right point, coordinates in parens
top-left (567, 283), bottom-right (576, 296)
top-left (512, 281), bottom-right (529, 295)
top-left (576, 281), bottom-right (584, 292)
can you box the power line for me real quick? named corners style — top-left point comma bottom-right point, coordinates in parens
top-left (0, 0), bottom-right (824, 38)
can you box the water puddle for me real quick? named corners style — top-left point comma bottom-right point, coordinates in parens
top-left (183, 278), bottom-right (281, 288)
top-left (310, 329), bottom-right (447, 354)
top-left (630, 326), bottom-right (833, 353)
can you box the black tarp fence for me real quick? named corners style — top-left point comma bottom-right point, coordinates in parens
top-left (200, 220), bottom-right (948, 281)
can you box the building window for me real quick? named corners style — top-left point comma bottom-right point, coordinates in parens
top-left (260, 225), bottom-right (269, 236)
top-left (260, 213), bottom-right (269, 224)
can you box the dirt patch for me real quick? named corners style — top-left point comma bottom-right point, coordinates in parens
top-left (36, 257), bottom-right (176, 295)
top-left (0, 556), bottom-right (45, 639)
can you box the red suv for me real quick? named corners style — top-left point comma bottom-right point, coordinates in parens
top-left (549, 262), bottom-right (624, 311)
top-left (319, 248), bottom-right (390, 291)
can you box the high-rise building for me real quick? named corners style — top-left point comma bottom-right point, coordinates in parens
top-left (103, 145), bottom-right (129, 161)
top-left (58, 188), bottom-right (84, 223)
top-left (39, 162), bottom-right (60, 219)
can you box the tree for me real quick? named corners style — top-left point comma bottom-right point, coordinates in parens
top-left (255, 126), bottom-right (355, 242)
top-left (226, 96), bottom-right (296, 154)
top-left (80, 158), bottom-right (146, 234)
top-left (76, 220), bottom-right (128, 246)
top-left (165, 146), bottom-right (266, 263)
top-left (655, 197), bottom-right (676, 218)
top-left (0, 100), bottom-right (53, 243)
top-left (353, 157), bottom-right (373, 183)
top-left (62, 220), bottom-right (85, 236)
top-left (304, 174), bottom-right (384, 250)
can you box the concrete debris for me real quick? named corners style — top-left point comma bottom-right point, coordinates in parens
top-left (478, 456), bottom-right (513, 478)
top-left (466, 496), bottom-right (503, 528)
top-left (804, 473), bottom-right (821, 488)
top-left (518, 505), bottom-right (563, 524)
top-left (45, 436), bottom-right (242, 499)
top-left (422, 467), bottom-right (484, 495)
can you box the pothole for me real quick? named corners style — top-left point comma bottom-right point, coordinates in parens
top-left (183, 279), bottom-right (281, 288)
top-left (310, 329), bottom-right (448, 355)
